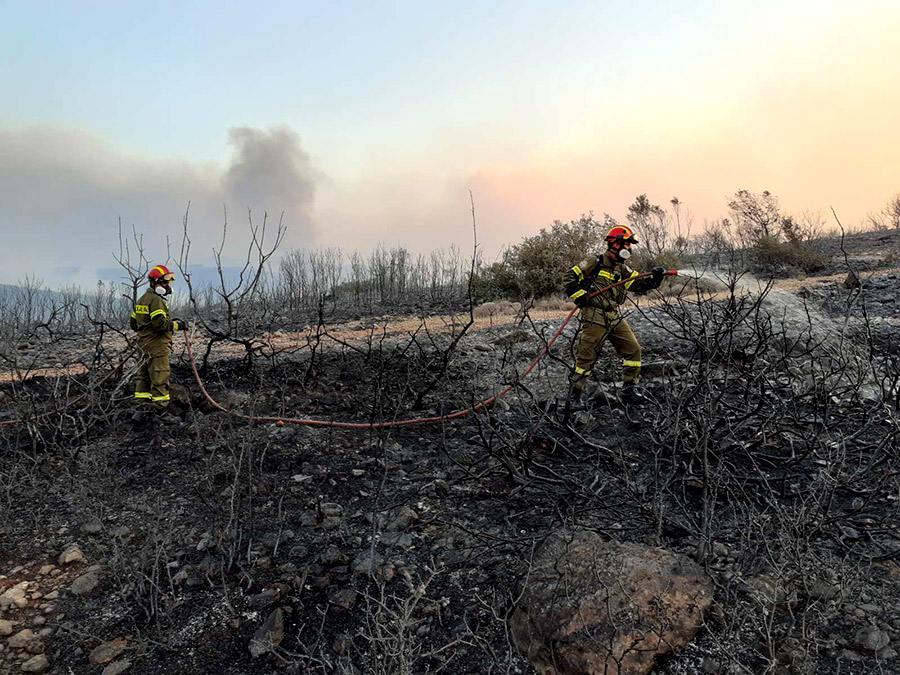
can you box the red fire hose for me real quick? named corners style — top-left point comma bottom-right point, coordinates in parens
top-left (185, 270), bottom-right (678, 429)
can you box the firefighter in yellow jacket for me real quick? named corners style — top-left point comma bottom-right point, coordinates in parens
top-left (563, 226), bottom-right (664, 407)
top-left (130, 264), bottom-right (188, 413)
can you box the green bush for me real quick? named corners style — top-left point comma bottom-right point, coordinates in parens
top-left (752, 235), bottom-right (828, 274)
top-left (474, 214), bottom-right (614, 300)
top-left (474, 213), bottom-right (687, 300)
top-left (630, 249), bottom-right (684, 273)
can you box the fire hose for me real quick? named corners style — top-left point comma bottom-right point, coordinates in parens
top-left (185, 270), bottom-right (680, 429)
top-left (0, 271), bottom-right (678, 429)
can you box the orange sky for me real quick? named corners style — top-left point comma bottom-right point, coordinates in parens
top-left (315, 3), bottom-right (900, 257)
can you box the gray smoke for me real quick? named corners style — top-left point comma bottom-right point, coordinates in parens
top-left (0, 125), bottom-right (318, 287)
top-left (224, 125), bottom-right (317, 229)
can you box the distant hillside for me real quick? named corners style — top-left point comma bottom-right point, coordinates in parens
top-left (96, 265), bottom-right (253, 291)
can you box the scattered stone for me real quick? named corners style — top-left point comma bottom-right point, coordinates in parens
top-left (805, 579), bottom-right (840, 601)
top-left (102, 660), bottom-right (133, 675)
top-left (196, 555), bottom-right (222, 577)
top-left (854, 625), bottom-right (890, 653)
top-left (8, 628), bottom-right (44, 654)
top-left (747, 574), bottom-right (789, 604)
top-left (249, 608), bottom-right (284, 658)
top-left (70, 572), bottom-right (100, 596)
top-left (321, 516), bottom-right (342, 531)
top-left (57, 544), bottom-right (85, 566)
top-left (332, 633), bottom-right (352, 655)
top-left (351, 551), bottom-right (385, 578)
top-left (511, 531), bottom-right (713, 675)
top-left (711, 541), bottom-right (730, 559)
top-left (327, 588), bottom-right (357, 610)
top-left (701, 656), bottom-right (722, 673)
top-left (44, 591), bottom-right (58, 601)
top-left (196, 531), bottom-right (215, 552)
top-left (776, 637), bottom-right (808, 669)
top-left (838, 524), bottom-right (861, 541)
top-left (0, 619), bottom-right (17, 636)
top-left (288, 544), bottom-right (309, 559)
top-left (320, 503), bottom-right (343, 518)
top-left (380, 533), bottom-right (413, 549)
top-left (385, 506), bottom-right (418, 532)
top-left (81, 519), bottom-right (103, 535)
top-left (20, 654), bottom-right (50, 673)
top-left (89, 638), bottom-right (129, 665)
top-left (0, 581), bottom-right (29, 609)
top-left (320, 547), bottom-right (347, 566)
top-left (493, 330), bottom-right (531, 346)
top-left (37, 565), bottom-right (54, 576)
top-left (246, 587), bottom-right (282, 608)
top-left (840, 648), bottom-right (864, 663)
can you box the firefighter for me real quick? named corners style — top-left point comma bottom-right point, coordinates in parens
top-left (563, 225), bottom-right (664, 407)
top-left (130, 264), bottom-right (188, 420)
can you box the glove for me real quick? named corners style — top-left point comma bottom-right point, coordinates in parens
top-left (173, 318), bottom-right (189, 332)
top-left (650, 267), bottom-right (665, 287)
top-left (573, 293), bottom-right (590, 308)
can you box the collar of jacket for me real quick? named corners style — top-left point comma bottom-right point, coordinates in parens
top-left (602, 250), bottom-right (620, 267)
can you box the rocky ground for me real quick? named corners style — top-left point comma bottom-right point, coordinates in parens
top-left (1, 231), bottom-right (899, 675)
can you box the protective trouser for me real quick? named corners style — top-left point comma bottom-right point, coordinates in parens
top-left (134, 352), bottom-right (171, 408)
top-left (571, 313), bottom-right (642, 391)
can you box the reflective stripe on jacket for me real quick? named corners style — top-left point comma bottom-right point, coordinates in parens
top-left (562, 250), bottom-right (657, 322)
top-left (129, 289), bottom-right (175, 356)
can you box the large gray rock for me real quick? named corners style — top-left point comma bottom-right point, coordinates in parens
top-left (511, 531), bottom-right (713, 675)
top-left (20, 654), bottom-right (50, 673)
top-left (70, 572), bottom-right (100, 595)
top-left (854, 625), bottom-right (890, 653)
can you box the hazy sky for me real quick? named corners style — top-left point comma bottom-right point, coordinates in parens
top-left (1, 0), bottom-right (898, 285)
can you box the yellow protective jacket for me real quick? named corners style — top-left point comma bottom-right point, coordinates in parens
top-left (562, 250), bottom-right (658, 323)
top-left (129, 289), bottom-right (180, 357)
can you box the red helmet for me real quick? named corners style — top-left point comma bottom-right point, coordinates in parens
top-left (148, 265), bottom-right (175, 283)
top-left (605, 226), bottom-right (638, 245)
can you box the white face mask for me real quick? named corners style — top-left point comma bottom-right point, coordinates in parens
top-left (154, 285), bottom-right (170, 296)
top-left (617, 247), bottom-right (631, 261)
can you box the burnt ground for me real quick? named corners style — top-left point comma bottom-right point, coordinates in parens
top-left (1, 236), bottom-right (900, 675)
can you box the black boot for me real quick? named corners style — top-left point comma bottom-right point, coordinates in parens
top-left (568, 388), bottom-right (589, 412)
top-left (621, 383), bottom-right (650, 405)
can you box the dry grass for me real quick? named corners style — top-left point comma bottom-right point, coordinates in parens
top-left (472, 301), bottom-right (516, 319)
